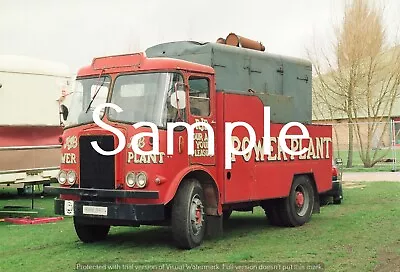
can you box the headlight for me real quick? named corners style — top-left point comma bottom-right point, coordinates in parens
top-left (67, 171), bottom-right (77, 185)
top-left (136, 172), bottom-right (147, 188)
top-left (58, 170), bottom-right (67, 185)
top-left (125, 172), bottom-right (136, 188)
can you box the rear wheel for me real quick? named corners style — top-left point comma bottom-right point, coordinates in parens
top-left (73, 217), bottom-right (110, 243)
top-left (278, 175), bottom-right (315, 227)
top-left (263, 200), bottom-right (284, 226)
top-left (171, 179), bottom-right (206, 249)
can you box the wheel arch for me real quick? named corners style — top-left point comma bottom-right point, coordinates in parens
top-left (165, 167), bottom-right (221, 216)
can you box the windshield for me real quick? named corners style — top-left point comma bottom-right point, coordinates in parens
top-left (109, 72), bottom-right (185, 127)
top-left (64, 76), bottom-right (111, 127)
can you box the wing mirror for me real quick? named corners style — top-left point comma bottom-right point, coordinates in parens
top-left (170, 82), bottom-right (186, 110)
top-left (60, 104), bottom-right (69, 121)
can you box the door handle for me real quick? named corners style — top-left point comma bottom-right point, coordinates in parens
top-left (211, 120), bottom-right (216, 124)
top-left (178, 136), bottom-right (184, 154)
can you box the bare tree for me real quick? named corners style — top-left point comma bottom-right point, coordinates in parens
top-left (312, 81), bottom-right (342, 159)
top-left (310, 0), bottom-right (400, 168)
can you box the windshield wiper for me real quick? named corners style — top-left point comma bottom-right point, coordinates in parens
top-left (85, 75), bottom-right (106, 113)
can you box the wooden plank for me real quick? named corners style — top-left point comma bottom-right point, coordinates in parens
top-left (14, 179), bottom-right (49, 184)
top-left (0, 180), bottom-right (16, 184)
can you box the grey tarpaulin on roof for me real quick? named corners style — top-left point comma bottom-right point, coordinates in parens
top-left (146, 41), bottom-right (312, 124)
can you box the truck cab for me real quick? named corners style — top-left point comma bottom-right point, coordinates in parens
top-left (49, 53), bottom-right (221, 248)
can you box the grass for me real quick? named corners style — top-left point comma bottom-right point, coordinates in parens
top-left (334, 149), bottom-right (400, 172)
top-left (0, 183), bottom-right (399, 272)
top-left (341, 166), bottom-right (397, 172)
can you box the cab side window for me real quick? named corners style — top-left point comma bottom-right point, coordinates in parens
top-left (188, 77), bottom-right (210, 116)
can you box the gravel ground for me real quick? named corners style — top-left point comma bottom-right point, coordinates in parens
top-left (342, 172), bottom-right (400, 182)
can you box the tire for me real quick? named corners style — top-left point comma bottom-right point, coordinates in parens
top-left (171, 179), bottom-right (206, 249)
top-left (333, 184), bottom-right (343, 205)
top-left (319, 195), bottom-right (330, 206)
top-left (223, 209), bottom-right (232, 221)
top-left (73, 217), bottom-right (110, 243)
top-left (333, 198), bottom-right (342, 205)
top-left (263, 200), bottom-right (284, 226)
top-left (278, 175), bottom-right (315, 227)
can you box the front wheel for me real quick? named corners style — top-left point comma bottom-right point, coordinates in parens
top-left (73, 217), bottom-right (110, 243)
top-left (171, 179), bottom-right (206, 249)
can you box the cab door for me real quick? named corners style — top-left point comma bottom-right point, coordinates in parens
top-left (186, 74), bottom-right (216, 166)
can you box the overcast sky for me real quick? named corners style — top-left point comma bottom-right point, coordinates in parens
top-left (1, 0), bottom-right (399, 72)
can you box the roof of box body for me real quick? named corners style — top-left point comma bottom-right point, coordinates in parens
top-left (146, 40), bottom-right (313, 124)
top-left (145, 41), bottom-right (313, 94)
top-left (146, 41), bottom-right (311, 67)
top-left (0, 55), bottom-right (71, 77)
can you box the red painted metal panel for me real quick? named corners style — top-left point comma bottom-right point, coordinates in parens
top-left (0, 126), bottom-right (62, 147)
top-left (221, 93), bottom-right (259, 203)
top-left (60, 122), bottom-right (193, 206)
top-left (92, 53), bottom-right (144, 70)
top-left (220, 93), bottom-right (332, 203)
top-left (78, 57), bottom-right (214, 77)
top-left (0, 148), bottom-right (60, 171)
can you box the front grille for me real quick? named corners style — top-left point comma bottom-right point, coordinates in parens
top-left (79, 135), bottom-right (115, 190)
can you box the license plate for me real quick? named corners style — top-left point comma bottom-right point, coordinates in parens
top-left (82, 205), bottom-right (108, 216)
top-left (64, 200), bottom-right (74, 216)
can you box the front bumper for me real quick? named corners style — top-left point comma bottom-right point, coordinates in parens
top-left (44, 186), bottom-right (159, 199)
top-left (45, 186), bottom-right (164, 222)
top-left (54, 199), bottom-right (165, 222)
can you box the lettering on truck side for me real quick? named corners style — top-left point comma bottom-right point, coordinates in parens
top-left (231, 136), bottom-right (332, 162)
top-left (61, 153), bottom-right (77, 164)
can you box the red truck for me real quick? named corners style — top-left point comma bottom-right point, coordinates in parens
top-left (46, 34), bottom-right (333, 249)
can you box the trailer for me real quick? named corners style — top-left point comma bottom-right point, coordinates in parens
top-left (46, 34), bottom-right (333, 249)
top-left (0, 55), bottom-right (73, 195)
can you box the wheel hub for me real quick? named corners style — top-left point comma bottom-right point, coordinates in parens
top-left (195, 209), bottom-right (202, 224)
top-left (296, 191), bottom-right (304, 207)
top-left (190, 195), bottom-right (204, 235)
top-left (294, 184), bottom-right (309, 217)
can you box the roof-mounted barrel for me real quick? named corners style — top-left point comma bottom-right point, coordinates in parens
top-left (217, 33), bottom-right (266, 52)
